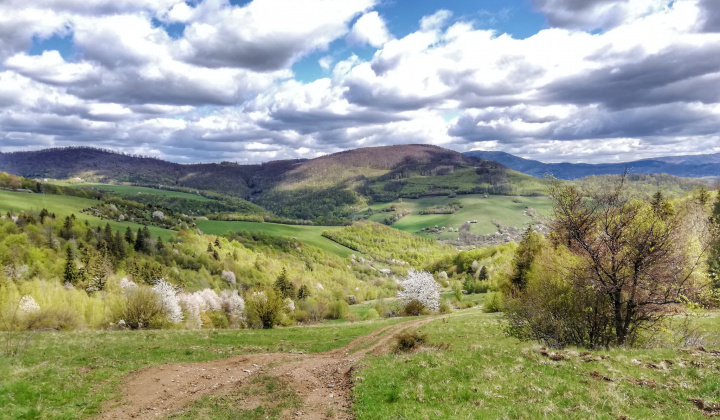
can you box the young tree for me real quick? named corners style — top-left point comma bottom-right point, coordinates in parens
top-left (510, 226), bottom-right (542, 292)
top-left (274, 268), bottom-right (295, 299)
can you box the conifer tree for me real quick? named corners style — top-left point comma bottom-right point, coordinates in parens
top-left (63, 244), bottom-right (79, 285)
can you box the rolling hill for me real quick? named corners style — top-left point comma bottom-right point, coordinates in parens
top-left (0, 145), bottom-right (549, 221)
top-left (465, 150), bottom-right (720, 180)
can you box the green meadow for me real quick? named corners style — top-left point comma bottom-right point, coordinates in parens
top-left (362, 194), bottom-right (553, 238)
top-left (195, 219), bottom-right (355, 258)
top-left (0, 190), bottom-right (174, 239)
top-left (83, 184), bottom-right (214, 202)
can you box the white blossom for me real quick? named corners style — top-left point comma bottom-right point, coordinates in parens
top-left (199, 288), bottom-right (222, 311)
top-left (153, 279), bottom-right (183, 324)
top-left (221, 270), bottom-right (237, 285)
top-left (152, 210), bottom-right (165, 220)
top-left (284, 298), bottom-right (295, 312)
top-left (178, 292), bottom-right (203, 329)
top-left (397, 269), bottom-right (441, 312)
top-left (119, 277), bottom-right (138, 294)
top-left (221, 290), bottom-right (245, 319)
top-left (18, 295), bottom-right (40, 313)
top-left (316, 283), bottom-right (324, 290)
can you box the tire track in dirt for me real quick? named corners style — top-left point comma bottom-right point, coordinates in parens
top-left (98, 316), bottom-right (436, 419)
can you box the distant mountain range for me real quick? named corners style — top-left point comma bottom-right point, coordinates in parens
top-left (464, 151), bottom-right (720, 180)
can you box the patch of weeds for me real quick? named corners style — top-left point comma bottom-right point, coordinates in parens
top-left (171, 375), bottom-right (301, 420)
top-left (392, 329), bottom-right (450, 353)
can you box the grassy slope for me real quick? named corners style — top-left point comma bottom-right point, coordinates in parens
top-left (195, 220), bottom-right (355, 258)
top-left (0, 319), bottom-right (405, 419)
top-left (0, 190), bottom-right (174, 239)
top-left (82, 184), bottom-right (214, 202)
top-left (363, 194), bottom-right (553, 237)
top-left (354, 308), bottom-right (720, 420)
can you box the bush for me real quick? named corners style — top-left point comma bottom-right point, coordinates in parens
top-left (402, 299), bottom-right (427, 316)
top-left (122, 286), bottom-right (164, 329)
top-left (245, 288), bottom-right (284, 329)
top-left (438, 301), bottom-right (452, 314)
top-left (392, 329), bottom-right (428, 353)
top-left (364, 308), bottom-right (380, 320)
top-left (483, 292), bottom-right (503, 313)
top-left (325, 300), bottom-right (349, 320)
top-left (24, 308), bottom-right (80, 331)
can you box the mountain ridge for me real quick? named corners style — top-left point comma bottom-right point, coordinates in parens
top-left (465, 150), bottom-right (720, 180)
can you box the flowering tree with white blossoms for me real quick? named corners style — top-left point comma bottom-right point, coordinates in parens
top-left (153, 279), bottom-right (183, 324)
top-left (398, 269), bottom-right (441, 312)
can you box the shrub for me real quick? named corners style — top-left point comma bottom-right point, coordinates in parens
top-left (122, 286), bottom-right (164, 329)
top-left (483, 292), bottom-right (503, 313)
top-left (245, 288), bottom-right (284, 329)
top-left (392, 329), bottom-right (428, 353)
top-left (364, 308), bottom-right (380, 320)
top-left (24, 307), bottom-right (80, 331)
top-left (402, 299), bottom-right (427, 316)
top-left (325, 299), bottom-right (349, 320)
top-left (438, 301), bottom-right (452, 314)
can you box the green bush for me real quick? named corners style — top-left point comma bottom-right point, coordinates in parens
top-left (245, 288), bottom-right (284, 329)
top-left (483, 292), bottom-right (503, 313)
top-left (325, 299), bottom-right (349, 320)
top-left (364, 308), bottom-right (380, 320)
top-left (122, 286), bottom-right (164, 329)
top-left (24, 307), bottom-right (80, 331)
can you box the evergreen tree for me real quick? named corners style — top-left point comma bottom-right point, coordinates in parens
top-left (63, 244), bottom-right (79, 285)
top-left (124, 226), bottom-right (135, 244)
top-left (134, 227), bottom-right (145, 252)
top-left (478, 265), bottom-right (489, 281)
top-left (273, 268), bottom-right (296, 299)
top-left (297, 284), bottom-right (309, 300)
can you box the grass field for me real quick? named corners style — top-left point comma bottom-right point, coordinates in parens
top-left (361, 194), bottom-right (553, 238)
top-left (354, 308), bottom-right (720, 419)
top-left (82, 184), bottom-right (214, 202)
top-left (0, 190), bottom-right (174, 239)
top-left (0, 318), bottom-right (405, 419)
top-left (195, 220), bottom-right (356, 258)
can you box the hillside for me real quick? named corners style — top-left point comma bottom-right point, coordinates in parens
top-left (466, 150), bottom-right (720, 180)
top-left (1, 145), bottom-right (548, 221)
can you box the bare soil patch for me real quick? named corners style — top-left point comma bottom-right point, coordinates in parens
top-left (98, 317), bottom-right (434, 419)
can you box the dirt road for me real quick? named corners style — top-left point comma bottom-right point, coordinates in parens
top-left (98, 316), bottom-right (435, 419)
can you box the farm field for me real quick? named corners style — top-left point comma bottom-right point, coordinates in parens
top-left (0, 190), bottom-right (173, 239)
top-left (195, 219), bottom-right (355, 258)
top-left (362, 194), bottom-right (552, 238)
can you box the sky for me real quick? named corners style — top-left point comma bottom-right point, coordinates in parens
top-left (0, 0), bottom-right (719, 164)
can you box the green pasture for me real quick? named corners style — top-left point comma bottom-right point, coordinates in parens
top-left (0, 190), bottom-right (174, 239)
top-left (195, 220), bottom-right (355, 258)
top-left (361, 194), bottom-right (552, 237)
top-left (83, 184), bottom-right (214, 202)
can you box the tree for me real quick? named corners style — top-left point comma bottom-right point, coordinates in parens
top-left (297, 285), bottom-right (309, 300)
top-left (478, 266), bottom-right (489, 281)
top-left (397, 269), bottom-right (441, 312)
top-left (538, 177), bottom-right (711, 346)
top-left (510, 226), bottom-right (542, 292)
top-left (274, 268), bottom-right (295, 299)
top-left (124, 227), bottom-right (135, 244)
top-left (63, 244), bottom-right (79, 285)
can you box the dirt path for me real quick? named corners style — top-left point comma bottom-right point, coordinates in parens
top-left (98, 317), bottom-right (435, 419)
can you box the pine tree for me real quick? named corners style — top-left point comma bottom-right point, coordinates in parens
top-left (63, 244), bottom-right (79, 285)
top-left (510, 226), bottom-right (542, 292)
top-left (478, 265), bottom-right (489, 281)
top-left (274, 268), bottom-right (295, 299)
top-left (297, 285), bottom-right (309, 300)
top-left (134, 227), bottom-right (145, 252)
top-left (124, 226), bottom-right (135, 244)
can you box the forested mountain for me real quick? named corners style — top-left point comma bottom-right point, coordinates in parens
top-left (465, 150), bottom-right (720, 180)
